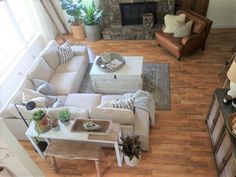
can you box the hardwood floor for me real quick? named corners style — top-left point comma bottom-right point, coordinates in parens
top-left (21, 28), bottom-right (236, 177)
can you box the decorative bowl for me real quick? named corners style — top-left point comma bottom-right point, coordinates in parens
top-left (96, 52), bottom-right (125, 73)
top-left (227, 113), bottom-right (236, 138)
top-left (83, 122), bottom-right (101, 131)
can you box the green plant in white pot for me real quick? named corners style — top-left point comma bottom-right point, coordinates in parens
top-left (60, 0), bottom-right (85, 40)
top-left (120, 136), bottom-right (142, 166)
top-left (81, 1), bottom-right (103, 41)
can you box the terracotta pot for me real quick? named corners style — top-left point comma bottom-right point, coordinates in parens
top-left (124, 155), bottom-right (141, 166)
top-left (37, 116), bottom-right (50, 133)
top-left (71, 24), bottom-right (85, 40)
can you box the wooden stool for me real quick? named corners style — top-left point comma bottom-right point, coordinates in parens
top-left (45, 140), bottom-right (102, 177)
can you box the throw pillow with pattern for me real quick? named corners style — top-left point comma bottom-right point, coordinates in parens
top-left (112, 98), bottom-right (134, 110)
top-left (57, 41), bottom-right (74, 64)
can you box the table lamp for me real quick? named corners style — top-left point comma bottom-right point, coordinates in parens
top-left (227, 58), bottom-right (236, 98)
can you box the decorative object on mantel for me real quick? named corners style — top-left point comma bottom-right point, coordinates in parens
top-left (227, 113), bottom-right (236, 138)
top-left (96, 52), bottom-right (125, 73)
top-left (143, 13), bottom-right (154, 29)
top-left (71, 119), bottom-right (111, 134)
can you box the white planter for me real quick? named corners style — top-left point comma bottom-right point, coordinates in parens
top-left (124, 155), bottom-right (141, 166)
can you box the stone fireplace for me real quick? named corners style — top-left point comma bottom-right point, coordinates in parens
top-left (100, 0), bottom-right (175, 40)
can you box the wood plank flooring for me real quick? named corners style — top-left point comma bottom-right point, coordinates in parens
top-left (21, 28), bottom-right (236, 177)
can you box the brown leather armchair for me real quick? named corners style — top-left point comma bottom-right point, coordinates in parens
top-left (155, 9), bottom-right (213, 60)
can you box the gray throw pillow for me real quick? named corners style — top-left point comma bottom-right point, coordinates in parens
top-left (33, 79), bottom-right (55, 95)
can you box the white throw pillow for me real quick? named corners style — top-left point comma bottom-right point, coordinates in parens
top-left (22, 89), bottom-right (44, 104)
top-left (57, 42), bottom-right (74, 64)
top-left (174, 20), bottom-right (193, 37)
top-left (163, 14), bottom-right (186, 33)
top-left (33, 79), bottom-right (55, 95)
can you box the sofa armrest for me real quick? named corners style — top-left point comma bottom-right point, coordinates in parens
top-left (89, 107), bottom-right (135, 125)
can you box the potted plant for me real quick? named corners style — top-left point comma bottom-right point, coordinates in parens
top-left (58, 108), bottom-right (71, 125)
top-left (60, 0), bottom-right (85, 40)
top-left (32, 110), bottom-right (50, 135)
top-left (81, 1), bottom-right (103, 41)
top-left (120, 136), bottom-right (142, 166)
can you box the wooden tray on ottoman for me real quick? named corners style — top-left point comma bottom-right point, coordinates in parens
top-left (71, 119), bottom-right (111, 134)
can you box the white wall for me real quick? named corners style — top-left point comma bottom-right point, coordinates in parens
top-left (207, 0), bottom-right (236, 28)
top-left (0, 119), bottom-right (44, 177)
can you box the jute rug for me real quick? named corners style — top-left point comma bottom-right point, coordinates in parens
top-left (79, 63), bottom-right (170, 110)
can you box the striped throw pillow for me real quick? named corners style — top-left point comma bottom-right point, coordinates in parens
top-left (57, 42), bottom-right (74, 64)
top-left (112, 98), bottom-right (134, 110)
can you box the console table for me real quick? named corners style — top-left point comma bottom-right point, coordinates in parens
top-left (25, 121), bottom-right (123, 167)
top-left (90, 56), bottom-right (143, 93)
top-left (206, 88), bottom-right (236, 177)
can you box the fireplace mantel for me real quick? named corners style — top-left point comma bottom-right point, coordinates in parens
top-left (100, 0), bottom-right (175, 40)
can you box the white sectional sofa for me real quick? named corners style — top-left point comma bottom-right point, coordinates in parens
top-left (0, 41), bottom-right (154, 151)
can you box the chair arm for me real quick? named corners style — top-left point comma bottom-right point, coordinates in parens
top-left (181, 34), bottom-right (200, 46)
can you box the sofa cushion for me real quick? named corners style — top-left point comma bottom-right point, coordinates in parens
top-left (174, 20), bottom-right (193, 38)
top-left (101, 95), bottom-right (121, 103)
top-left (71, 45), bottom-right (88, 56)
top-left (65, 94), bottom-right (102, 109)
top-left (164, 14), bottom-right (186, 33)
top-left (56, 56), bottom-right (86, 73)
top-left (49, 72), bottom-right (78, 95)
top-left (27, 57), bottom-right (54, 82)
top-left (89, 107), bottom-right (135, 125)
top-left (33, 79), bottom-right (55, 95)
top-left (57, 42), bottom-right (74, 64)
top-left (42, 40), bottom-right (60, 70)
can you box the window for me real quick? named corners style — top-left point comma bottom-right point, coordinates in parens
top-left (0, 0), bottom-right (39, 77)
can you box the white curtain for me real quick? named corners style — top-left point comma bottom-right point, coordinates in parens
top-left (29, 0), bottom-right (58, 44)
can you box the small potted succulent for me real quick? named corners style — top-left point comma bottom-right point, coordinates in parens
top-left (32, 110), bottom-right (50, 135)
top-left (120, 136), bottom-right (142, 166)
top-left (49, 117), bottom-right (60, 131)
top-left (58, 108), bottom-right (71, 125)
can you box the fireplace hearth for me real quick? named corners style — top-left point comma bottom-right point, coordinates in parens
top-left (100, 0), bottom-right (175, 40)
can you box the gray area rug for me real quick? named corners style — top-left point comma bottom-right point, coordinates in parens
top-left (79, 63), bottom-right (170, 110)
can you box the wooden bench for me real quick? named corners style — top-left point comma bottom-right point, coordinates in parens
top-left (45, 140), bottom-right (102, 177)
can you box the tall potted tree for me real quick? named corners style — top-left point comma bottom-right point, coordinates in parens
top-left (60, 0), bottom-right (85, 40)
top-left (81, 1), bottom-right (103, 41)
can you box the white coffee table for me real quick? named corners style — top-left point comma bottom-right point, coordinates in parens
top-left (90, 56), bottom-right (143, 93)
top-left (25, 120), bottom-right (123, 167)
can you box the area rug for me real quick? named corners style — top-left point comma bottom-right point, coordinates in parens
top-left (79, 63), bottom-right (170, 110)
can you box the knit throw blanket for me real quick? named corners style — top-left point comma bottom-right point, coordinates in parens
top-left (123, 90), bottom-right (155, 126)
